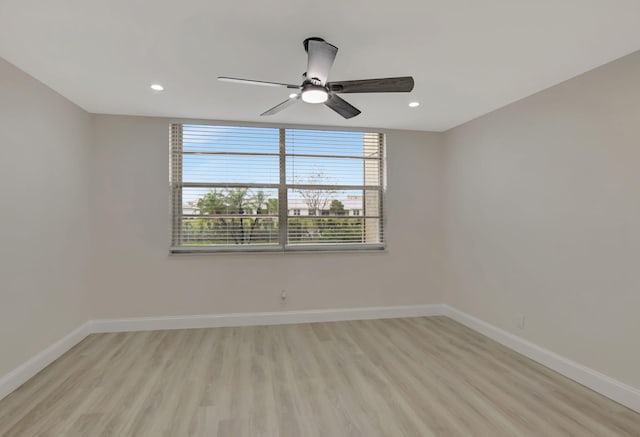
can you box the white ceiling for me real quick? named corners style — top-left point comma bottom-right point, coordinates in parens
top-left (1, 0), bottom-right (639, 132)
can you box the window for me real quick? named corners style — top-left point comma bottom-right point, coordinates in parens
top-left (171, 124), bottom-right (385, 252)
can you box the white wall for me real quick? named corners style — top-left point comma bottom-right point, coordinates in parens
top-left (0, 58), bottom-right (91, 377)
top-left (90, 116), bottom-right (444, 318)
top-left (443, 51), bottom-right (640, 389)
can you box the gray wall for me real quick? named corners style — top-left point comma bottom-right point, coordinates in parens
top-left (0, 58), bottom-right (92, 377)
top-left (89, 116), bottom-right (445, 318)
top-left (443, 51), bottom-right (640, 389)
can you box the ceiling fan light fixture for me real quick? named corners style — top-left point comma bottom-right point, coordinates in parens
top-left (301, 85), bottom-right (328, 104)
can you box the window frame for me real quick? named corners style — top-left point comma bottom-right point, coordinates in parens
top-left (170, 123), bottom-right (386, 254)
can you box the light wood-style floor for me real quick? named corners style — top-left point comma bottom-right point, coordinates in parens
top-left (1, 317), bottom-right (639, 436)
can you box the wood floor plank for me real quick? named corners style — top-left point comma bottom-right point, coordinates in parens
top-left (0, 316), bottom-right (638, 436)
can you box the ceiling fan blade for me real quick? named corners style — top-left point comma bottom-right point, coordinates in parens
top-left (328, 76), bottom-right (414, 93)
top-left (306, 39), bottom-right (338, 85)
top-left (260, 96), bottom-right (300, 116)
top-left (218, 77), bottom-right (300, 89)
top-left (324, 94), bottom-right (361, 119)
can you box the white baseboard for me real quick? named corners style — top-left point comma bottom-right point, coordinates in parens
top-left (3, 303), bottom-right (639, 414)
top-left (89, 304), bottom-right (444, 333)
top-left (0, 321), bottom-right (92, 401)
top-left (441, 304), bottom-right (640, 413)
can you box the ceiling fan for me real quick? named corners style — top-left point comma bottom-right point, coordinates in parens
top-left (218, 37), bottom-right (415, 119)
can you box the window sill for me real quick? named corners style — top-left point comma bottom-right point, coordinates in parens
top-left (169, 244), bottom-right (386, 256)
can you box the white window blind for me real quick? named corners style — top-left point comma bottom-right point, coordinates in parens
top-left (170, 124), bottom-right (385, 253)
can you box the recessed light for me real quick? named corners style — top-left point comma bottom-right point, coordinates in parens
top-left (408, 101), bottom-right (420, 108)
top-left (289, 93), bottom-right (298, 99)
top-left (150, 84), bottom-right (164, 91)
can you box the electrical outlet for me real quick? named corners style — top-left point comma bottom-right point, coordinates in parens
top-left (517, 314), bottom-right (526, 330)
